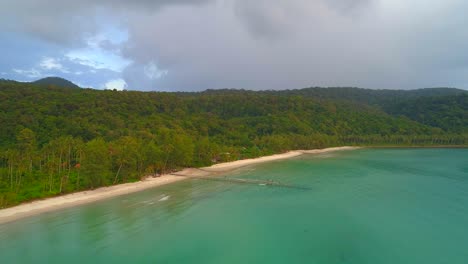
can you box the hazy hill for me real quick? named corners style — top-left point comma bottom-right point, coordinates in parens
top-left (31, 77), bottom-right (80, 88)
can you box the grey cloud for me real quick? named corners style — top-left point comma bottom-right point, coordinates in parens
top-left (326, 0), bottom-right (375, 13)
top-left (233, 0), bottom-right (301, 39)
top-left (3, 0), bottom-right (468, 91)
top-left (122, 0), bottom-right (468, 91)
top-left (122, 0), bottom-right (391, 90)
top-left (0, 0), bottom-right (211, 46)
top-left (233, 0), bottom-right (376, 39)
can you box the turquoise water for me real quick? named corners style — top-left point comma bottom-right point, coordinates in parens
top-left (1, 148), bottom-right (468, 263)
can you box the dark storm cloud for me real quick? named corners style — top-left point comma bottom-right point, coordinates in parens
top-left (0, 0), bottom-right (211, 45)
top-left (327, 0), bottom-right (375, 12)
top-left (233, 0), bottom-right (376, 39)
top-left (121, 0), bottom-right (391, 90)
top-left (2, 0), bottom-right (468, 90)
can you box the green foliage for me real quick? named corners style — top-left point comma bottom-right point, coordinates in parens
top-left (82, 138), bottom-right (111, 188)
top-left (382, 94), bottom-right (468, 133)
top-left (0, 80), bottom-right (466, 207)
top-left (32, 77), bottom-right (80, 89)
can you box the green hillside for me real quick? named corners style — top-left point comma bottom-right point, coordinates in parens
top-left (0, 79), bottom-right (466, 207)
top-left (31, 77), bottom-right (80, 88)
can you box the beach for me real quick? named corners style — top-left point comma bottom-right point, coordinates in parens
top-left (0, 146), bottom-right (357, 224)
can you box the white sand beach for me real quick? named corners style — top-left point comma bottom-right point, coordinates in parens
top-left (0, 146), bottom-right (358, 224)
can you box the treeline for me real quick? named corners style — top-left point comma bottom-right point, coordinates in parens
top-left (0, 129), bottom-right (207, 207)
top-left (202, 88), bottom-right (468, 134)
top-left (0, 79), bottom-right (467, 207)
top-left (2, 129), bottom-right (465, 207)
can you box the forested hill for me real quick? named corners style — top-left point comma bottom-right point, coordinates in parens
top-left (0, 79), bottom-right (467, 207)
top-left (31, 77), bottom-right (80, 89)
top-left (267, 86), bottom-right (466, 101)
top-left (201, 87), bottom-right (468, 133)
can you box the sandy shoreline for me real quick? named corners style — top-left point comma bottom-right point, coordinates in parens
top-left (0, 146), bottom-right (358, 224)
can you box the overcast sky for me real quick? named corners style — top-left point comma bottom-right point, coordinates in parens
top-left (1, 0), bottom-right (467, 91)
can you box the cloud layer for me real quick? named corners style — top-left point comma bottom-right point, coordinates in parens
top-left (1, 0), bottom-right (468, 90)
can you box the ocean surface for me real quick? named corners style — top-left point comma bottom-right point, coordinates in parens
top-left (1, 148), bottom-right (467, 263)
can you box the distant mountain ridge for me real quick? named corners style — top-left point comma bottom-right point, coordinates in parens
top-left (31, 77), bottom-right (80, 88)
top-left (0, 78), bottom-right (466, 135)
top-left (203, 87), bottom-right (467, 102)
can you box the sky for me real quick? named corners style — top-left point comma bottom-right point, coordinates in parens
top-left (1, 0), bottom-right (468, 91)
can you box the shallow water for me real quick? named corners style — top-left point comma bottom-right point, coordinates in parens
top-left (1, 148), bottom-right (467, 263)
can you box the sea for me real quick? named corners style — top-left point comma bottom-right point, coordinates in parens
top-left (1, 148), bottom-right (467, 263)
